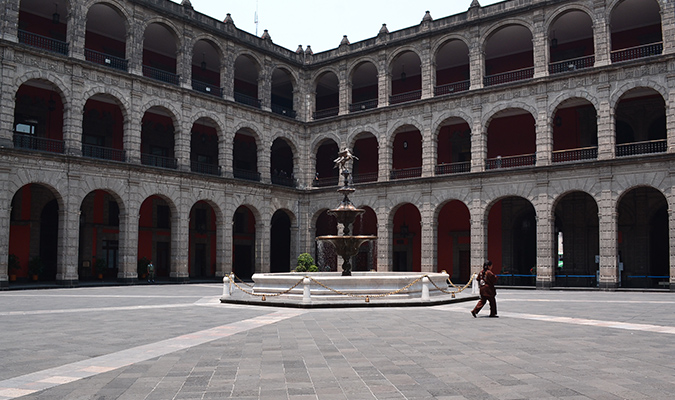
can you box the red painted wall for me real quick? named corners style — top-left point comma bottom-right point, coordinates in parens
top-left (353, 136), bottom-right (378, 175)
top-left (85, 99), bottom-right (124, 149)
top-left (391, 75), bottom-right (421, 95)
top-left (486, 51), bottom-right (533, 76)
top-left (612, 24), bottom-right (661, 50)
top-left (488, 200), bottom-right (503, 274)
top-left (392, 130), bottom-right (422, 169)
top-left (437, 122), bottom-right (471, 164)
top-left (487, 113), bottom-right (536, 158)
top-left (436, 65), bottom-right (470, 86)
top-left (19, 11), bottom-right (66, 40)
top-left (143, 50), bottom-right (176, 73)
top-left (85, 31), bottom-right (125, 57)
top-left (437, 200), bottom-right (470, 274)
top-left (393, 204), bottom-right (421, 272)
top-left (16, 85), bottom-right (64, 140)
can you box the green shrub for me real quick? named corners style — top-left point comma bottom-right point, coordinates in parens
top-left (296, 253), bottom-right (314, 271)
top-left (307, 265), bottom-right (318, 272)
top-left (295, 264), bottom-right (307, 272)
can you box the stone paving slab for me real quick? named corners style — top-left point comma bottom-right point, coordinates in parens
top-left (1, 286), bottom-right (675, 399)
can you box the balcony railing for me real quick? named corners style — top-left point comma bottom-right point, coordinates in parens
top-left (271, 104), bottom-right (296, 119)
top-left (191, 161), bottom-right (221, 176)
top-left (352, 172), bottom-right (378, 184)
top-left (435, 161), bottom-right (471, 175)
top-left (142, 65), bottom-right (179, 85)
top-left (484, 67), bottom-right (534, 87)
top-left (234, 92), bottom-right (262, 108)
top-left (82, 144), bottom-right (125, 162)
top-left (390, 166), bottom-right (422, 180)
top-left (552, 146), bottom-right (597, 163)
top-left (13, 133), bottom-right (64, 153)
top-left (84, 49), bottom-right (128, 71)
top-left (192, 79), bottom-right (223, 97)
top-left (313, 176), bottom-right (339, 187)
top-left (549, 55), bottom-right (595, 75)
top-left (349, 99), bottom-right (378, 113)
top-left (611, 42), bottom-right (663, 63)
top-left (18, 30), bottom-right (68, 55)
top-left (616, 139), bottom-right (666, 157)
top-left (434, 80), bottom-right (470, 96)
top-left (389, 90), bottom-right (421, 105)
top-left (485, 153), bottom-right (536, 170)
top-left (313, 107), bottom-right (339, 119)
top-left (271, 175), bottom-right (297, 187)
top-left (233, 168), bottom-right (261, 182)
top-left (141, 153), bottom-right (177, 169)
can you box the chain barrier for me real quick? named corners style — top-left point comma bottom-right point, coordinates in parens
top-left (307, 275), bottom-right (426, 302)
top-left (227, 274), bottom-right (305, 301)
top-left (429, 274), bottom-right (475, 295)
top-left (231, 273), bottom-right (254, 288)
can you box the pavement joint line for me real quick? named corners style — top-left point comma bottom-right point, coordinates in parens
top-left (0, 308), bottom-right (306, 399)
top-left (0, 303), bottom-right (198, 316)
top-left (438, 304), bottom-right (675, 335)
top-left (499, 298), bottom-right (675, 304)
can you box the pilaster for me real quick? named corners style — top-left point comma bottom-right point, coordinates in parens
top-left (376, 195), bottom-right (391, 271)
top-left (117, 207), bottom-right (139, 283)
top-left (532, 10), bottom-right (548, 79)
top-left (0, 168), bottom-right (10, 286)
top-left (421, 120), bottom-right (434, 178)
top-left (176, 100), bottom-right (191, 172)
top-left (0, 0), bottom-right (19, 42)
top-left (377, 51), bottom-right (389, 108)
top-left (536, 93), bottom-right (552, 166)
top-left (535, 182), bottom-right (554, 289)
top-left (125, 89), bottom-right (143, 164)
top-left (170, 195), bottom-right (190, 282)
top-left (67, 1), bottom-right (86, 61)
top-left (661, 1), bottom-right (675, 56)
top-left (469, 188), bottom-right (486, 275)
top-left (469, 27), bottom-right (484, 90)
top-left (0, 57), bottom-right (17, 147)
top-left (596, 82), bottom-right (614, 160)
top-left (419, 191), bottom-right (435, 272)
top-left (593, 3), bottom-right (611, 67)
top-left (598, 175), bottom-right (618, 290)
top-left (470, 104), bottom-right (485, 173)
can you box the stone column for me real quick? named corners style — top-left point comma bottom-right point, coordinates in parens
top-left (420, 54), bottom-right (434, 100)
top-left (56, 195), bottom-right (80, 286)
top-left (593, 5), bottom-right (611, 67)
top-left (221, 43), bottom-right (234, 102)
top-left (219, 116), bottom-right (232, 178)
top-left (532, 10), bottom-right (548, 79)
top-left (420, 198), bottom-right (435, 272)
top-left (668, 87), bottom-right (675, 154)
top-left (259, 67), bottom-right (271, 112)
top-left (596, 83), bottom-right (614, 160)
top-left (535, 189), bottom-right (554, 289)
top-left (598, 177), bottom-right (618, 290)
top-left (376, 199), bottom-right (391, 271)
top-left (421, 123), bottom-right (434, 178)
top-left (175, 103), bottom-right (191, 172)
top-left (67, 2), bottom-right (86, 60)
top-left (257, 218), bottom-right (270, 273)
top-left (378, 129), bottom-right (391, 182)
top-left (536, 94), bottom-right (552, 166)
top-left (63, 75), bottom-right (84, 156)
top-left (377, 51), bottom-right (389, 108)
top-left (661, 2), bottom-right (675, 56)
top-left (219, 193), bottom-right (233, 277)
top-left (339, 69), bottom-right (350, 116)
top-left (290, 225), bottom-right (299, 272)
top-left (117, 207), bottom-right (139, 282)
top-left (170, 202), bottom-right (190, 282)
top-left (469, 28), bottom-right (484, 90)
top-left (0, 167), bottom-right (10, 287)
top-left (0, 0), bottom-right (19, 42)
top-left (126, 17), bottom-right (144, 76)
top-left (125, 90), bottom-right (143, 164)
top-left (178, 31), bottom-right (193, 90)
top-left (0, 57), bottom-right (17, 147)
top-left (669, 193), bottom-right (675, 291)
top-left (469, 192), bottom-right (487, 275)
top-left (470, 105), bottom-right (485, 173)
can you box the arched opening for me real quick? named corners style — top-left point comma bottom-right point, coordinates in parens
top-left (392, 204), bottom-right (421, 272)
top-left (488, 197), bottom-right (536, 286)
top-left (271, 68), bottom-right (295, 118)
top-left (233, 206), bottom-right (256, 280)
top-left (271, 138), bottom-right (295, 187)
top-left (436, 118), bottom-right (471, 174)
top-left (233, 55), bottom-right (260, 107)
top-left (486, 109), bottom-right (536, 169)
top-left (191, 39), bottom-right (222, 96)
top-left (79, 190), bottom-right (120, 281)
top-left (618, 187), bottom-right (669, 288)
top-left (188, 201), bottom-right (216, 279)
top-left (390, 51), bottom-right (422, 104)
top-left (14, 80), bottom-right (65, 154)
top-left (270, 210), bottom-right (291, 273)
top-left (435, 39), bottom-right (470, 95)
top-left (314, 139), bottom-right (339, 187)
top-left (552, 98), bottom-right (597, 163)
top-left (233, 129), bottom-right (259, 181)
top-left (350, 61), bottom-right (378, 112)
top-left (548, 10), bottom-right (594, 74)
top-left (315, 210), bottom-right (337, 271)
top-left (615, 88), bottom-right (666, 156)
top-left (9, 184), bottom-right (59, 283)
top-left (190, 118), bottom-right (220, 176)
top-left (351, 133), bottom-right (379, 183)
top-left (85, 3), bottom-right (127, 70)
top-left (484, 25), bottom-right (533, 86)
top-left (18, 0), bottom-right (68, 55)
top-left (553, 192), bottom-right (599, 287)
top-left (353, 206), bottom-right (378, 271)
top-left (437, 200), bottom-right (471, 282)
top-left (391, 126), bottom-right (422, 179)
top-left (138, 195), bottom-right (172, 279)
top-left (82, 94), bottom-right (125, 161)
top-left (610, 0), bottom-right (662, 62)
top-left (142, 22), bottom-right (178, 85)
top-left (141, 107), bottom-right (176, 169)
top-left (314, 71), bottom-right (339, 119)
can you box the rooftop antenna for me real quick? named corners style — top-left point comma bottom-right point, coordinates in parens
top-left (254, 0), bottom-right (259, 36)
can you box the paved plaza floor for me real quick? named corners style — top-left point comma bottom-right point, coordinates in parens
top-left (0, 284), bottom-right (674, 399)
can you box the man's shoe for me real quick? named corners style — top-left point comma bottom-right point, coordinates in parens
top-left (489, 315), bottom-right (499, 318)
top-left (471, 311), bottom-right (476, 318)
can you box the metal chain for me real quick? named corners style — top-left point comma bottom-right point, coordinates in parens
top-left (228, 275), bottom-right (305, 298)
top-left (231, 273), bottom-right (254, 288)
top-left (307, 275), bottom-right (426, 299)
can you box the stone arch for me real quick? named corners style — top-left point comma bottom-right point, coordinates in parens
top-left (432, 111), bottom-right (473, 136)
top-left (481, 18), bottom-right (535, 46)
top-left (268, 64), bottom-right (300, 88)
top-left (310, 133), bottom-right (341, 155)
top-left (545, 4), bottom-right (594, 28)
top-left (610, 82), bottom-right (668, 110)
top-left (141, 17), bottom-right (182, 45)
top-left (605, 0), bottom-right (664, 20)
top-left (14, 74), bottom-right (71, 105)
top-left (386, 46), bottom-right (423, 68)
top-left (140, 101), bottom-right (181, 127)
top-left (430, 34), bottom-right (471, 59)
top-left (232, 50), bottom-right (264, 71)
top-left (347, 126), bottom-right (381, 146)
top-left (82, 88), bottom-right (130, 122)
top-left (190, 113), bottom-right (224, 140)
top-left (548, 91), bottom-right (599, 119)
top-left (347, 56), bottom-right (380, 80)
top-left (483, 102), bottom-right (538, 126)
top-left (311, 66), bottom-right (341, 87)
top-left (190, 33), bottom-right (227, 61)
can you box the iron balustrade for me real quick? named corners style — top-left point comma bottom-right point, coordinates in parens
top-left (84, 49), bottom-right (128, 71)
top-left (13, 133), bottom-right (64, 153)
top-left (434, 80), bottom-right (470, 96)
top-left (313, 107), bottom-right (339, 119)
top-left (389, 90), bottom-right (422, 105)
top-left (313, 176), bottom-right (339, 187)
top-left (190, 161), bottom-right (221, 176)
top-left (141, 153), bottom-right (177, 169)
top-left (349, 99), bottom-right (378, 112)
top-left (352, 172), bottom-right (378, 184)
top-left (82, 144), bottom-right (125, 162)
top-left (485, 153), bottom-right (536, 170)
top-left (552, 146), bottom-right (598, 163)
top-left (435, 161), bottom-right (471, 175)
top-left (484, 67), bottom-right (534, 86)
top-left (549, 55), bottom-right (595, 75)
top-left (390, 166), bottom-right (422, 180)
top-left (233, 168), bottom-right (261, 182)
top-left (271, 104), bottom-right (297, 119)
top-left (191, 79), bottom-right (223, 97)
top-left (271, 175), bottom-right (297, 187)
top-left (234, 92), bottom-right (262, 108)
top-left (616, 139), bottom-right (666, 157)
top-left (142, 65), bottom-right (179, 85)
top-left (611, 42), bottom-right (663, 63)
top-left (18, 30), bottom-right (69, 55)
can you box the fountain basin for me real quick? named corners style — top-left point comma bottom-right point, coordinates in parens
top-left (251, 271), bottom-right (450, 297)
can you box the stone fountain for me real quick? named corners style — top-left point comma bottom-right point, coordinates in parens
top-left (316, 149), bottom-right (376, 276)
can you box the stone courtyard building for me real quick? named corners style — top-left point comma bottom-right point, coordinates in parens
top-left (0, 0), bottom-right (673, 291)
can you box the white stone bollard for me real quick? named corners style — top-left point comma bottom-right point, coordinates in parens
top-left (221, 275), bottom-right (230, 298)
top-left (471, 273), bottom-right (478, 294)
top-left (421, 276), bottom-right (430, 301)
top-left (303, 277), bottom-right (311, 303)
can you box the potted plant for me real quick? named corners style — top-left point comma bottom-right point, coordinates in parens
top-left (8, 254), bottom-right (20, 281)
top-left (94, 257), bottom-right (106, 279)
top-left (28, 257), bottom-right (43, 281)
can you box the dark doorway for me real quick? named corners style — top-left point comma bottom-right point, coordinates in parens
top-left (156, 241), bottom-right (170, 277)
top-left (39, 199), bottom-right (58, 280)
top-left (270, 211), bottom-right (291, 273)
top-left (234, 244), bottom-right (253, 280)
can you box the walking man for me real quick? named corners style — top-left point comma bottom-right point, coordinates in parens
top-left (471, 261), bottom-right (498, 318)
